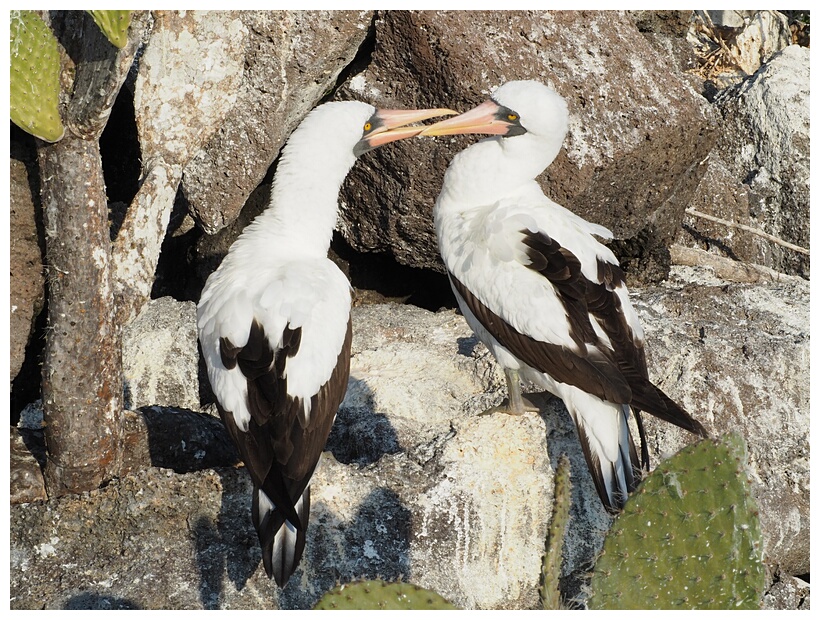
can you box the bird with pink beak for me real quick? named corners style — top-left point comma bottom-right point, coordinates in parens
top-left (198, 99), bottom-right (454, 588)
top-left (419, 81), bottom-right (707, 513)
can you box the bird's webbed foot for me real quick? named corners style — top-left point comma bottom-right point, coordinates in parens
top-left (478, 394), bottom-right (540, 416)
top-left (479, 368), bottom-right (540, 416)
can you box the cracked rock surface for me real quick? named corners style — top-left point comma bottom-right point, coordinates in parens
top-left (10, 265), bottom-right (808, 609)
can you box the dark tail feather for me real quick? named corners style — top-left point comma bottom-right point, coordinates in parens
top-left (571, 407), bottom-right (640, 514)
top-left (253, 486), bottom-right (310, 588)
top-left (631, 380), bottom-right (709, 439)
top-left (574, 423), bottom-right (616, 513)
top-left (632, 409), bottom-right (651, 470)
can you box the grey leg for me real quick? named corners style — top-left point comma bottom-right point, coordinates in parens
top-left (480, 368), bottom-right (541, 416)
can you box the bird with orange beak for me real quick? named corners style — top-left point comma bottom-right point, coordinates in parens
top-left (420, 81), bottom-right (707, 512)
top-left (198, 100), bottom-right (454, 587)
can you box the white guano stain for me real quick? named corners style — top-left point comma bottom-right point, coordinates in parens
top-left (36, 537), bottom-right (60, 558)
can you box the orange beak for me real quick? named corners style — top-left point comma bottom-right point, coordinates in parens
top-left (419, 100), bottom-right (524, 137)
top-left (361, 107), bottom-right (459, 150)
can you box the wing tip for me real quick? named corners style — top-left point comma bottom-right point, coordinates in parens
top-left (256, 487), bottom-right (311, 588)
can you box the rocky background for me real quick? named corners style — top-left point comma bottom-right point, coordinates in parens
top-left (9, 10), bottom-right (809, 610)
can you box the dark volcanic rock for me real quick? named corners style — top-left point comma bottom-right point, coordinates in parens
top-left (337, 10), bottom-right (716, 282)
top-left (181, 10), bottom-right (373, 234)
top-left (10, 155), bottom-right (44, 383)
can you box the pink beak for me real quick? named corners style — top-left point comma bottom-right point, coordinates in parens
top-left (419, 100), bottom-right (516, 137)
top-left (365, 107), bottom-right (458, 148)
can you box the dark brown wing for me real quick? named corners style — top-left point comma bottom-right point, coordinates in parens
top-left (450, 272), bottom-right (633, 405)
top-left (523, 229), bottom-right (705, 437)
top-left (217, 316), bottom-right (352, 584)
top-left (217, 316), bottom-right (353, 528)
top-left (454, 227), bottom-right (708, 440)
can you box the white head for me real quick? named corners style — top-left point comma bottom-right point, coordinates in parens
top-left (490, 80), bottom-right (569, 149)
top-left (276, 100), bottom-right (456, 187)
top-left (248, 99), bottom-right (454, 256)
top-left (421, 80), bottom-right (569, 144)
top-left (420, 80), bottom-right (570, 204)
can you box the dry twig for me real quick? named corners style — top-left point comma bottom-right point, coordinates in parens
top-left (685, 208), bottom-right (809, 255)
top-left (670, 244), bottom-right (796, 284)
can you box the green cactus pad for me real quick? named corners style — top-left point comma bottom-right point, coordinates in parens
top-left (9, 10), bottom-right (65, 142)
top-left (87, 10), bottom-right (132, 49)
top-left (314, 579), bottom-right (457, 610)
top-left (540, 454), bottom-right (571, 610)
top-left (588, 433), bottom-right (765, 610)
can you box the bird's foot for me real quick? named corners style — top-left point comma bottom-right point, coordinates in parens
top-left (478, 395), bottom-right (540, 416)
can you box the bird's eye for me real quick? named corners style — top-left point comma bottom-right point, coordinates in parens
top-left (507, 113), bottom-right (518, 121)
top-left (363, 122), bottom-right (372, 132)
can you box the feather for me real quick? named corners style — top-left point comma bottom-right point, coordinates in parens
top-left (431, 80), bottom-right (708, 511)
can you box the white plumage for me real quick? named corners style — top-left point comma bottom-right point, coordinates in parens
top-left (421, 81), bottom-right (707, 511)
top-left (198, 100), bottom-right (453, 586)
top-left (199, 257), bottom-right (351, 430)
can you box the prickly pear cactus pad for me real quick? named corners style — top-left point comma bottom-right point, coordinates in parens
top-left (314, 579), bottom-right (458, 610)
top-left (587, 433), bottom-right (765, 610)
top-left (9, 10), bottom-right (65, 142)
top-left (87, 10), bottom-right (131, 49)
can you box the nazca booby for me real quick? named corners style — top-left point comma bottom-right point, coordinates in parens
top-left (420, 81), bottom-right (707, 512)
top-left (197, 101), bottom-right (453, 586)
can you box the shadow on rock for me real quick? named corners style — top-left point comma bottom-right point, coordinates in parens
top-left (191, 466), bottom-right (261, 604)
top-left (326, 380), bottom-right (401, 466)
top-left (456, 335), bottom-right (481, 357)
top-left (141, 406), bottom-right (239, 472)
top-left (185, 390), bottom-right (410, 608)
top-left (279, 486), bottom-right (413, 609)
top-left (193, 515), bottom-right (226, 609)
top-left (64, 593), bottom-right (141, 610)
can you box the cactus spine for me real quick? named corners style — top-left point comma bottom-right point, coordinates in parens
top-left (587, 433), bottom-right (765, 609)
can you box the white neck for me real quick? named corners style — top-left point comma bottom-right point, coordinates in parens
top-left (235, 121), bottom-right (358, 259)
top-left (435, 132), bottom-right (561, 213)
